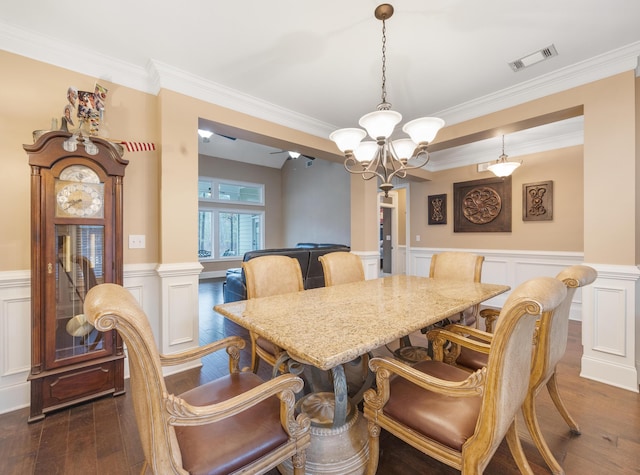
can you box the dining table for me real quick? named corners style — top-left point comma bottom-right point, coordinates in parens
top-left (214, 274), bottom-right (509, 424)
top-left (215, 274), bottom-right (509, 474)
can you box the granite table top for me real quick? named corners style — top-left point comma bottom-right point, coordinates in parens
top-left (214, 274), bottom-right (509, 371)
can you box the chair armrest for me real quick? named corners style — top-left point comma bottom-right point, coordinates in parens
top-left (426, 326), bottom-right (492, 364)
top-left (364, 357), bottom-right (486, 410)
top-left (164, 373), bottom-right (311, 438)
top-left (160, 336), bottom-right (245, 374)
top-left (440, 323), bottom-right (494, 342)
top-left (479, 308), bottom-right (500, 333)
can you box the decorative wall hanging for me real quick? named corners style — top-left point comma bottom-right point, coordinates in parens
top-left (454, 176), bottom-right (512, 232)
top-left (38, 83), bottom-right (156, 154)
top-left (428, 194), bottom-right (447, 225)
top-left (523, 180), bottom-right (553, 221)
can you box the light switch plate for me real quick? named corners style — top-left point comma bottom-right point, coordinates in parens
top-left (128, 234), bottom-right (146, 249)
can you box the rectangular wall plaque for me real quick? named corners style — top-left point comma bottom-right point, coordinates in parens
top-left (428, 194), bottom-right (447, 225)
top-left (523, 180), bottom-right (553, 221)
top-left (454, 176), bottom-right (512, 232)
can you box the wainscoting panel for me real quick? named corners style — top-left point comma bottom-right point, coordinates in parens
top-left (2, 295), bottom-right (30, 376)
top-left (157, 262), bottom-right (202, 353)
top-left (0, 271), bottom-right (31, 414)
top-left (592, 285), bottom-right (627, 356)
top-left (355, 251), bottom-right (380, 280)
top-left (581, 263), bottom-right (640, 392)
top-left (409, 248), bottom-right (585, 315)
top-left (0, 264), bottom-right (166, 415)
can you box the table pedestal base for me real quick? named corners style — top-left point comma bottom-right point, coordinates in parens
top-left (278, 392), bottom-right (369, 475)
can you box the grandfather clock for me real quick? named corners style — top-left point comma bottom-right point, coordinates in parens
top-left (25, 131), bottom-right (128, 422)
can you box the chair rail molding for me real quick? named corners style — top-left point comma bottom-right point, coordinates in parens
top-left (408, 247), bottom-right (640, 392)
top-left (409, 247), bottom-right (584, 313)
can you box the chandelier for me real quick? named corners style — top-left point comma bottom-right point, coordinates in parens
top-left (330, 4), bottom-right (445, 197)
top-left (487, 135), bottom-right (522, 177)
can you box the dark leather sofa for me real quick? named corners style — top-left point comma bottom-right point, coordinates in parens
top-left (222, 243), bottom-right (350, 303)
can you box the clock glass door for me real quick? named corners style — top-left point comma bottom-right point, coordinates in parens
top-left (52, 224), bottom-right (109, 363)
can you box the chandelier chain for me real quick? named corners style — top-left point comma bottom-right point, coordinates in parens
top-left (380, 18), bottom-right (388, 108)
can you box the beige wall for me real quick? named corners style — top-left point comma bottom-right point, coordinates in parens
top-left (411, 145), bottom-right (584, 251)
top-left (428, 71), bottom-right (637, 265)
top-left (1, 51), bottom-right (638, 272)
top-left (0, 50), bottom-right (159, 271)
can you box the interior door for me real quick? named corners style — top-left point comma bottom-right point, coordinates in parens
top-left (381, 207), bottom-right (392, 274)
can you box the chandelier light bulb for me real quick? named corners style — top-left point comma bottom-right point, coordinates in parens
top-left (402, 117), bottom-right (445, 144)
top-left (329, 128), bottom-right (367, 153)
top-left (354, 141), bottom-right (379, 163)
top-left (391, 138), bottom-right (417, 161)
top-left (359, 109), bottom-right (402, 140)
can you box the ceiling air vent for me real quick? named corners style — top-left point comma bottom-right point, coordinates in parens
top-left (509, 44), bottom-right (558, 72)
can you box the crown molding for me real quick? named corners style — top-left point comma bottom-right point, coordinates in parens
top-left (426, 118), bottom-right (584, 171)
top-left (0, 21), bottom-right (153, 94)
top-left (2, 21), bottom-right (638, 141)
top-left (434, 42), bottom-right (640, 126)
top-left (146, 59), bottom-right (336, 138)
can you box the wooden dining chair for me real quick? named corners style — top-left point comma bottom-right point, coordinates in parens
top-left (363, 276), bottom-right (567, 475)
top-left (427, 265), bottom-right (597, 475)
top-left (429, 251), bottom-right (485, 326)
top-left (83, 283), bottom-right (311, 475)
top-left (394, 251), bottom-right (486, 364)
top-left (318, 251), bottom-right (370, 400)
top-left (318, 251), bottom-right (365, 286)
top-left (243, 255), bottom-right (305, 374)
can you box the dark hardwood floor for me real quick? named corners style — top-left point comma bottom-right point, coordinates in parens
top-left (2, 278), bottom-right (639, 474)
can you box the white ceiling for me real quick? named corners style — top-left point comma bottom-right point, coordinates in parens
top-left (2, 1), bottom-right (639, 170)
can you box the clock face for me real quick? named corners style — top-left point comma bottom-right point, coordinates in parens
top-left (56, 181), bottom-right (104, 218)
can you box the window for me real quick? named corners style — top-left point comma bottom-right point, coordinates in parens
top-left (198, 177), bottom-right (265, 260)
top-left (198, 210), bottom-right (213, 258)
top-left (198, 178), bottom-right (263, 205)
top-left (218, 211), bottom-right (262, 257)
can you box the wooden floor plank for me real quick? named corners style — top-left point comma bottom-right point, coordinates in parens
top-left (1, 278), bottom-right (638, 474)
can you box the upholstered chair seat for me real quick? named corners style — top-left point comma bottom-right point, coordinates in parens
top-left (363, 276), bottom-right (568, 475)
top-left (176, 372), bottom-right (290, 475)
top-left (83, 283), bottom-right (311, 475)
top-left (426, 265), bottom-right (597, 475)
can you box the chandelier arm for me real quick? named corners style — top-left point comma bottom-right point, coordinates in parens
top-left (344, 156), bottom-right (386, 183)
top-left (395, 155), bottom-right (431, 172)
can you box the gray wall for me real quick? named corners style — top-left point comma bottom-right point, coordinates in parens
top-left (281, 157), bottom-right (350, 247)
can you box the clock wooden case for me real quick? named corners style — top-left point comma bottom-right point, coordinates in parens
top-left (25, 131), bottom-right (128, 422)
